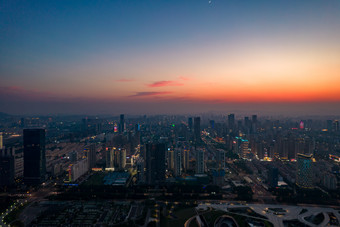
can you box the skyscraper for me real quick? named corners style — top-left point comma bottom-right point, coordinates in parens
top-left (251, 115), bottom-right (258, 133)
top-left (252, 115), bottom-right (257, 123)
top-left (0, 132), bottom-right (3, 150)
top-left (196, 148), bottom-right (205, 174)
top-left (86, 144), bottom-right (96, 169)
top-left (210, 120), bottom-right (215, 129)
top-left (268, 167), bottom-right (279, 188)
top-left (106, 147), bottom-right (114, 169)
top-left (24, 129), bottom-right (46, 185)
top-left (0, 147), bottom-right (15, 186)
top-left (188, 117), bottom-right (193, 131)
top-left (194, 117), bottom-right (201, 143)
top-left (136, 157), bottom-right (145, 183)
top-left (182, 147), bottom-right (189, 172)
top-left (334, 120), bottom-right (339, 132)
top-left (174, 149), bottom-right (182, 176)
top-left (167, 149), bottom-right (174, 170)
top-left (118, 148), bottom-right (126, 170)
top-left (216, 149), bottom-right (225, 170)
top-left (146, 143), bottom-right (166, 184)
top-left (228, 114), bottom-right (235, 132)
top-left (296, 153), bottom-right (314, 188)
top-left (240, 139), bottom-right (250, 159)
top-left (119, 114), bottom-right (125, 133)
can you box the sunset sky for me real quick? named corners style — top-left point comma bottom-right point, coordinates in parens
top-left (1, 0), bottom-right (340, 115)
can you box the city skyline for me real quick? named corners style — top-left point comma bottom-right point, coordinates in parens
top-left (1, 0), bottom-right (340, 115)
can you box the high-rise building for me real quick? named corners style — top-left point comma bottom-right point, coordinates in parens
top-left (86, 144), bottom-right (96, 169)
top-left (119, 114), bottom-right (125, 133)
top-left (20, 118), bottom-right (25, 128)
top-left (106, 147), bottom-right (115, 169)
top-left (24, 129), bottom-right (46, 185)
top-left (228, 114), bottom-right (235, 131)
top-left (296, 153), bottom-right (313, 188)
top-left (240, 139), bottom-right (250, 159)
top-left (182, 147), bottom-right (190, 172)
top-left (196, 148), bottom-right (205, 174)
top-left (244, 117), bottom-right (251, 131)
top-left (136, 157), bottom-right (145, 183)
top-left (252, 115), bottom-right (257, 123)
top-left (334, 120), bottom-right (339, 132)
top-left (167, 149), bottom-right (174, 170)
top-left (118, 148), bottom-right (126, 169)
top-left (326, 120), bottom-right (333, 131)
top-left (194, 117), bottom-right (201, 143)
top-left (174, 149), bottom-right (182, 176)
top-left (188, 117), bottom-right (193, 131)
top-left (216, 149), bottom-right (225, 169)
top-left (322, 173), bottom-right (337, 190)
top-left (268, 167), bottom-right (279, 188)
top-left (69, 151), bottom-right (77, 163)
top-left (251, 115), bottom-right (257, 133)
top-left (146, 143), bottom-right (166, 184)
top-left (0, 132), bottom-right (3, 150)
top-left (68, 158), bottom-right (88, 182)
top-left (210, 120), bottom-right (215, 129)
top-left (0, 147), bottom-right (15, 186)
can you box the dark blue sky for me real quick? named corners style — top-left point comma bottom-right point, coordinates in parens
top-left (1, 0), bottom-right (340, 115)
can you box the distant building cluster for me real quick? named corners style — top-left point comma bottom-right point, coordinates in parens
top-left (0, 113), bottom-right (339, 204)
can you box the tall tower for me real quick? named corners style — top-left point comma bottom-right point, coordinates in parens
top-left (196, 148), bottom-right (205, 174)
top-left (228, 114), bottom-right (235, 132)
top-left (119, 114), bottom-right (125, 133)
top-left (182, 147), bottom-right (189, 172)
top-left (334, 120), bottom-right (339, 132)
top-left (0, 132), bottom-right (3, 150)
top-left (296, 153), bottom-right (313, 188)
top-left (24, 129), bottom-right (46, 185)
top-left (86, 144), bottom-right (96, 169)
top-left (194, 117), bottom-right (201, 143)
top-left (0, 147), bottom-right (15, 186)
top-left (251, 115), bottom-right (258, 133)
top-left (118, 148), bottom-right (126, 170)
top-left (174, 148), bottom-right (182, 176)
top-left (146, 143), bottom-right (165, 184)
top-left (188, 117), bottom-right (193, 131)
top-left (167, 149), bottom-right (174, 170)
top-left (240, 139), bottom-right (250, 159)
top-left (216, 149), bottom-right (225, 170)
top-left (106, 147), bottom-right (114, 169)
top-left (136, 157), bottom-right (145, 183)
top-left (268, 167), bottom-right (279, 188)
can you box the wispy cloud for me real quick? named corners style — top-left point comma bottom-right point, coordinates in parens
top-left (0, 86), bottom-right (56, 101)
top-left (129, 91), bottom-right (172, 97)
top-left (116, 79), bottom-right (135, 82)
top-left (178, 76), bottom-right (191, 81)
top-left (147, 80), bottom-right (184, 87)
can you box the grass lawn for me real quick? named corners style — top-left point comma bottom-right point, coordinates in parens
top-left (201, 210), bottom-right (274, 227)
top-left (202, 210), bottom-right (228, 226)
top-left (160, 207), bottom-right (196, 227)
top-left (3, 202), bottom-right (29, 225)
top-left (81, 172), bottom-right (106, 186)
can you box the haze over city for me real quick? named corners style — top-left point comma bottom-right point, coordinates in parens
top-left (1, 0), bottom-right (340, 115)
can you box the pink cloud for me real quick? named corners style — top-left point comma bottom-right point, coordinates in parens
top-left (147, 80), bottom-right (184, 87)
top-left (129, 91), bottom-right (172, 97)
top-left (178, 76), bottom-right (191, 81)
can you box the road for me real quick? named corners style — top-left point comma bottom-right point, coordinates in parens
top-left (18, 185), bottom-right (56, 226)
top-left (0, 199), bottom-right (27, 226)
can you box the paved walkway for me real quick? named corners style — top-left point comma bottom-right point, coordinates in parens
top-left (197, 202), bottom-right (340, 227)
